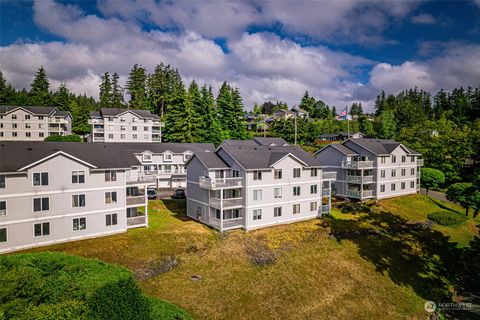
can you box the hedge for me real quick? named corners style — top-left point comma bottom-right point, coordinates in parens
top-left (427, 211), bottom-right (467, 226)
top-left (44, 135), bottom-right (82, 142)
top-left (0, 252), bottom-right (189, 320)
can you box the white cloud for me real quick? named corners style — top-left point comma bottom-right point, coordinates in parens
top-left (411, 13), bottom-right (436, 24)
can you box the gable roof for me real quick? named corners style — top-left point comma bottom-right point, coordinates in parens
top-left (189, 150), bottom-right (230, 170)
top-left (0, 106), bottom-right (57, 116)
top-left (96, 108), bottom-right (160, 120)
top-left (220, 140), bottom-right (258, 146)
top-left (344, 139), bottom-right (421, 156)
top-left (315, 144), bottom-right (359, 156)
top-left (252, 137), bottom-right (289, 146)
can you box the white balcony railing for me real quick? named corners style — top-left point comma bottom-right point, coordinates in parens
top-left (347, 175), bottom-right (374, 183)
top-left (417, 171), bottom-right (421, 177)
top-left (126, 195), bottom-right (146, 206)
top-left (127, 215), bottom-right (147, 227)
top-left (417, 159), bottom-right (424, 166)
top-left (209, 197), bottom-right (243, 208)
top-left (342, 160), bottom-right (374, 169)
top-left (126, 174), bottom-right (157, 184)
top-left (199, 177), bottom-right (242, 189)
top-left (209, 217), bottom-right (243, 230)
top-left (322, 172), bottom-right (337, 180)
top-left (346, 190), bottom-right (374, 199)
top-left (321, 205), bottom-right (330, 214)
top-left (321, 189), bottom-right (330, 196)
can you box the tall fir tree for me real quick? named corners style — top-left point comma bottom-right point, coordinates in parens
top-left (298, 91), bottom-right (316, 115)
top-left (54, 83), bottom-right (71, 111)
top-left (99, 72), bottom-right (112, 108)
top-left (0, 71), bottom-right (15, 104)
top-left (229, 88), bottom-right (247, 139)
top-left (126, 64), bottom-right (148, 109)
top-left (30, 66), bottom-right (51, 106)
top-left (111, 73), bottom-right (124, 107)
top-left (199, 84), bottom-right (225, 145)
top-left (217, 82), bottom-right (247, 139)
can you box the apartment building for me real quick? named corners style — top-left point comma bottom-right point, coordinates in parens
top-left (0, 106), bottom-right (72, 141)
top-left (315, 139), bottom-right (423, 200)
top-left (89, 108), bottom-right (164, 143)
top-left (186, 142), bottom-right (336, 232)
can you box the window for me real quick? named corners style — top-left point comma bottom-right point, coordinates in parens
top-left (25, 114), bottom-right (30, 119)
top-left (73, 217), bottom-right (86, 231)
top-left (38, 116), bottom-right (44, 120)
top-left (253, 170), bottom-right (262, 180)
top-left (33, 197), bottom-right (49, 212)
top-left (311, 168), bottom-right (318, 177)
top-left (253, 190), bottom-right (262, 201)
top-left (391, 169), bottom-right (396, 178)
top-left (132, 118), bottom-right (137, 122)
top-left (133, 134), bottom-right (137, 140)
top-left (164, 153), bottom-right (172, 161)
top-left (38, 123), bottom-right (43, 129)
top-left (401, 169), bottom-right (406, 176)
top-left (401, 182), bottom-right (405, 190)
top-left (120, 125), bottom-right (126, 131)
top-left (12, 114), bottom-right (17, 120)
top-left (144, 134), bottom-right (148, 139)
top-left (26, 132), bottom-right (31, 137)
top-left (293, 204), bottom-right (300, 214)
top-left (184, 153), bottom-right (192, 161)
top-left (253, 209), bottom-right (262, 220)
top-left (109, 134), bottom-right (114, 139)
top-left (108, 117), bottom-right (113, 122)
top-left (105, 192), bottom-right (117, 204)
top-left (144, 126), bottom-right (149, 131)
top-left (293, 186), bottom-right (301, 196)
top-left (274, 207), bottom-right (282, 217)
top-left (0, 201), bottom-right (6, 215)
top-left (380, 184), bottom-right (385, 192)
top-left (232, 170), bottom-right (239, 178)
top-left (274, 187), bottom-right (282, 198)
top-left (0, 132), bottom-right (3, 137)
top-left (0, 228), bottom-right (6, 243)
top-left (293, 168), bottom-right (301, 178)
top-left (39, 132), bottom-right (44, 138)
top-left (12, 132), bottom-right (17, 137)
top-left (410, 181), bottom-right (415, 188)
top-left (142, 153), bottom-right (152, 162)
top-left (391, 183), bottom-right (396, 191)
top-left (381, 157), bottom-right (386, 164)
top-left (401, 155), bottom-right (406, 163)
top-left (25, 123), bottom-right (31, 128)
top-left (105, 171), bottom-right (117, 182)
top-left (132, 126), bottom-right (137, 131)
top-left (410, 156), bottom-right (415, 162)
top-left (34, 222), bottom-right (50, 237)
top-left (33, 172), bottom-right (49, 186)
top-left (392, 155), bottom-right (396, 163)
top-left (120, 117), bottom-right (125, 122)
top-left (274, 169), bottom-right (282, 179)
top-left (310, 184), bottom-right (317, 194)
top-left (380, 170), bottom-right (385, 178)
top-left (411, 168), bottom-right (415, 175)
top-left (0, 123), bottom-right (2, 128)
top-left (106, 213), bottom-right (118, 226)
top-left (0, 175), bottom-right (5, 188)
top-left (164, 165), bottom-right (172, 173)
top-left (72, 171), bottom-right (85, 183)
top-left (120, 134), bottom-right (125, 139)
top-left (310, 202), bottom-right (317, 211)
top-left (72, 194), bottom-right (86, 207)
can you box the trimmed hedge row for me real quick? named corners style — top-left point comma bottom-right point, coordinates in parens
top-left (44, 134), bottom-right (82, 142)
top-left (427, 211), bottom-right (467, 226)
top-left (0, 252), bottom-right (190, 320)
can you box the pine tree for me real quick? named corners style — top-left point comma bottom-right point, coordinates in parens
top-left (349, 102), bottom-right (364, 116)
top-left (55, 83), bottom-right (71, 111)
top-left (217, 82), bottom-right (233, 138)
top-left (30, 66), bottom-right (51, 106)
top-left (199, 84), bottom-right (225, 145)
top-left (0, 71), bottom-right (15, 104)
top-left (71, 95), bottom-right (93, 135)
top-left (126, 64), bottom-right (148, 109)
top-left (331, 106), bottom-right (337, 117)
top-left (377, 110), bottom-right (396, 139)
top-left (99, 72), bottom-right (112, 108)
top-left (230, 88), bottom-right (247, 139)
top-left (111, 73), bottom-right (124, 107)
top-left (298, 91), bottom-right (316, 115)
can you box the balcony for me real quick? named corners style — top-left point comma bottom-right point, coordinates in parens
top-left (126, 195), bottom-right (146, 206)
top-left (126, 174), bottom-right (157, 185)
top-left (347, 175), bottom-right (374, 183)
top-left (417, 171), bottom-right (421, 177)
top-left (346, 190), bottom-right (374, 199)
top-left (321, 205), bottom-right (330, 214)
top-left (199, 177), bottom-right (242, 190)
top-left (209, 217), bottom-right (243, 230)
top-left (342, 160), bottom-right (374, 169)
top-left (321, 189), bottom-right (330, 196)
top-left (49, 118), bottom-right (68, 124)
top-left (127, 215), bottom-right (147, 227)
top-left (322, 171), bottom-right (337, 180)
top-left (209, 197), bottom-right (243, 209)
top-left (417, 159), bottom-right (424, 166)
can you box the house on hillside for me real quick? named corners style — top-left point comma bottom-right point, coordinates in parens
top-left (0, 106), bottom-right (72, 141)
top-left (186, 141), bottom-right (336, 231)
top-left (315, 139), bottom-right (423, 201)
top-left (89, 108), bottom-right (164, 143)
top-left (316, 132), bottom-right (364, 143)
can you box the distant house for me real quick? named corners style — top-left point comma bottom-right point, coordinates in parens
top-left (272, 109), bottom-right (295, 120)
top-left (316, 132), bottom-right (364, 143)
top-left (291, 107), bottom-right (309, 118)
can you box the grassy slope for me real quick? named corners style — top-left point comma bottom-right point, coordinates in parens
top-left (22, 196), bottom-right (478, 319)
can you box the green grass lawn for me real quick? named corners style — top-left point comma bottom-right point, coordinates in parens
top-left (21, 196), bottom-right (478, 319)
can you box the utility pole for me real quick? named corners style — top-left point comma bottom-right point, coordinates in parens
top-left (294, 115), bottom-right (297, 146)
top-left (347, 104), bottom-right (350, 139)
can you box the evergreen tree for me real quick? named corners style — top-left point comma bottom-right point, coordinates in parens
top-left (349, 102), bottom-right (364, 116)
top-left (99, 72), bottom-right (112, 108)
top-left (331, 106), bottom-right (337, 117)
top-left (0, 71), bottom-right (15, 104)
top-left (71, 95), bottom-right (93, 135)
top-left (229, 88), bottom-right (247, 139)
top-left (30, 66), bottom-right (51, 106)
top-left (377, 110), bottom-right (396, 139)
top-left (111, 73), bottom-right (124, 107)
top-left (217, 82), bottom-right (247, 139)
top-left (126, 64), bottom-right (148, 109)
top-left (54, 84), bottom-right (71, 111)
top-left (199, 85), bottom-right (225, 145)
top-left (217, 82), bottom-right (233, 138)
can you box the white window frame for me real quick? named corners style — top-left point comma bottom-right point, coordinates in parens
top-left (293, 204), bottom-right (300, 214)
top-left (380, 184), bottom-right (385, 192)
top-left (0, 175), bottom-right (5, 189)
top-left (72, 194), bottom-right (86, 208)
top-left (34, 222), bottom-right (50, 237)
top-left (106, 213), bottom-right (118, 226)
top-left (311, 168), bottom-right (318, 177)
top-left (274, 207), bottom-right (282, 217)
top-left (0, 227), bottom-right (6, 243)
top-left (105, 192), bottom-right (118, 204)
top-left (33, 197), bottom-right (49, 212)
top-left (32, 172), bottom-right (49, 186)
top-left (274, 169), bottom-right (282, 179)
top-left (293, 186), bottom-right (301, 196)
top-left (253, 189), bottom-right (262, 201)
top-left (310, 201), bottom-right (317, 211)
top-left (105, 170), bottom-right (117, 182)
top-left (164, 152), bottom-right (173, 162)
top-left (274, 187), bottom-right (282, 199)
top-left (0, 200), bottom-right (6, 216)
top-left (253, 209), bottom-right (262, 220)
top-left (73, 217), bottom-right (87, 231)
top-left (293, 168), bottom-right (301, 178)
top-left (310, 184), bottom-right (317, 194)
top-left (391, 183), bottom-right (396, 191)
top-left (253, 170), bottom-right (262, 180)
top-left (71, 170), bottom-right (85, 184)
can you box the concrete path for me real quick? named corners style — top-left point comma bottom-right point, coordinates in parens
top-left (420, 188), bottom-right (450, 203)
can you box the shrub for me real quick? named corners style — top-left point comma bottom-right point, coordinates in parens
top-left (147, 297), bottom-right (193, 320)
top-left (0, 252), bottom-right (150, 320)
top-left (427, 211), bottom-right (467, 226)
top-left (44, 134), bottom-right (82, 142)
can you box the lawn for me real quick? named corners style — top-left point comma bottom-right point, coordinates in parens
top-left (22, 196), bottom-right (478, 319)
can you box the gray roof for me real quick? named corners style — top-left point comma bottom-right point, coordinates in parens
top-left (317, 132), bottom-right (363, 138)
top-left (90, 111), bottom-right (101, 118)
top-left (253, 137), bottom-right (289, 146)
top-left (0, 142), bottom-right (214, 172)
top-left (52, 110), bottom-right (71, 118)
top-left (193, 150), bottom-right (230, 169)
top-left (220, 145), bottom-right (323, 169)
top-left (98, 108), bottom-right (159, 120)
top-left (404, 145), bottom-right (421, 155)
top-left (345, 139), bottom-right (420, 156)
top-left (0, 106), bottom-right (57, 116)
top-left (221, 140), bottom-right (258, 146)
top-left (325, 144), bottom-right (359, 156)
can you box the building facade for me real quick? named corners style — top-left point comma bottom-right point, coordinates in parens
top-left (186, 142), bottom-right (336, 232)
top-left (315, 139), bottom-right (423, 200)
top-left (0, 106), bottom-right (72, 141)
top-left (89, 108), bottom-right (164, 143)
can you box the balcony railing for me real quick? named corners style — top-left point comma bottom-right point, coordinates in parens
top-left (342, 160), bottom-right (374, 169)
top-left (417, 159), bottom-right (424, 166)
top-left (126, 195), bottom-right (146, 206)
top-left (347, 175), bottom-right (374, 183)
top-left (126, 174), bottom-right (157, 184)
top-left (321, 189), bottom-right (330, 196)
top-left (199, 177), bottom-right (242, 190)
top-left (209, 217), bottom-right (243, 230)
top-left (322, 172), bottom-right (337, 180)
top-left (321, 205), bottom-right (330, 214)
top-left (209, 197), bottom-right (243, 208)
top-left (127, 215), bottom-right (147, 227)
top-left (417, 171), bottom-right (421, 177)
top-left (346, 190), bottom-right (374, 199)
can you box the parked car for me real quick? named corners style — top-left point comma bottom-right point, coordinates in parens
top-left (171, 188), bottom-right (186, 199)
top-left (147, 189), bottom-right (157, 200)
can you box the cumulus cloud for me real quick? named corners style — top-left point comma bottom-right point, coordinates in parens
top-left (411, 13), bottom-right (436, 24)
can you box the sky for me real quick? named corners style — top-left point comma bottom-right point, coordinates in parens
top-left (1, 0), bottom-right (479, 111)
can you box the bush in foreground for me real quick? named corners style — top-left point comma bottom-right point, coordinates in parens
top-left (427, 211), bottom-right (467, 226)
top-left (0, 252), bottom-right (190, 320)
top-left (44, 134), bottom-right (82, 142)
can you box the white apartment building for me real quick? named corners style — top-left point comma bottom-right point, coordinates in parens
top-left (186, 139), bottom-right (336, 232)
top-left (89, 108), bottom-right (164, 143)
top-left (0, 106), bottom-right (72, 141)
top-left (315, 139), bottom-right (423, 200)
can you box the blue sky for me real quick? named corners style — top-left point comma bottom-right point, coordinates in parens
top-left (1, 0), bottom-right (479, 110)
